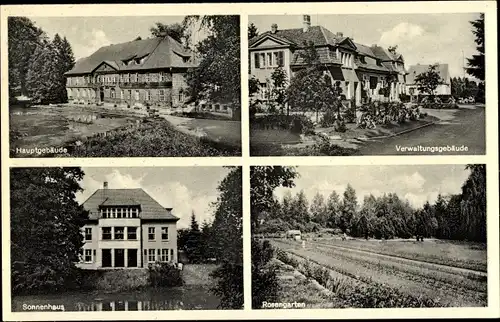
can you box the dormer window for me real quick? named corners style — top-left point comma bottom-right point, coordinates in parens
top-left (359, 55), bottom-right (366, 64)
top-left (182, 56), bottom-right (190, 63)
top-left (376, 59), bottom-right (382, 66)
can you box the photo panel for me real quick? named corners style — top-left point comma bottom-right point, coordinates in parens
top-left (9, 166), bottom-right (243, 312)
top-left (8, 15), bottom-right (242, 158)
top-left (248, 13), bottom-right (486, 156)
top-left (250, 164), bottom-right (487, 309)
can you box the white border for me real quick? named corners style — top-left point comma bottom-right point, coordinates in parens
top-left (2, 1), bottom-right (499, 320)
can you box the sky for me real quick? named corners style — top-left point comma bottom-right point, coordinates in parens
top-left (273, 165), bottom-right (472, 209)
top-left (75, 167), bottom-right (231, 229)
top-left (31, 16), bottom-right (208, 61)
top-left (250, 13), bottom-right (482, 80)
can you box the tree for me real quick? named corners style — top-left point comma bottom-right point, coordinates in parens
top-left (150, 22), bottom-right (189, 46)
top-left (183, 15), bottom-right (240, 105)
top-left (459, 164), bottom-right (486, 242)
top-left (248, 22), bottom-right (259, 39)
top-left (340, 184), bottom-right (357, 234)
top-left (184, 211), bottom-right (203, 263)
top-left (326, 190), bottom-right (341, 229)
top-left (414, 63), bottom-right (443, 101)
top-left (11, 167), bottom-right (88, 295)
top-left (310, 192), bottom-right (327, 226)
top-left (53, 34), bottom-right (76, 103)
top-left (270, 66), bottom-right (288, 113)
top-left (250, 166), bottom-right (298, 230)
top-left (286, 41), bottom-right (337, 122)
top-left (209, 167), bottom-right (243, 309)
top-left (352, 194), bottom-right (377, 239)
top-left (466, 13), bottom-right (485, 82)
top-left (249, 166), bottom-right (297, 309)
top-left (8, 17), bottom-right (44, 98)
top-left (291, 190), bottom-right (310, 227)
top-left (26, 41), bottom-right (61, 104)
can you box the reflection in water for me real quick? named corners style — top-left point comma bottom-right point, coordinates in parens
top-left (13, 286), bottom-right (220, 311)
top-left (75, 299), bottom-right (187, 311)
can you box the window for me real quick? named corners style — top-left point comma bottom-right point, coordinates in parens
top-left (117, 208), bottom-right (122, 218)
top-left (110, 88), bottom-right (115, 99)
top-left (159, 89), bottom-right (165, 101)
top-left (159, 72), bottom-right (165, 82)
top-left (254, 53), bottom-right (260, 68)
top-left (161, 227), bottom-right (168, 240)
top-left (146, 90), bottom-right (151, 101)
top-left (131, 208), bottom-right (138, 218)
top-left (84, 249), bottom-right (92, 263)
top-left (170, 249), bottom-right (174, 261)
top-left (267, 52), bottom-right (273, 67)
top-left (120, 90), bottom-right (124, 100)
top-left (148, 227), bottom-right (155, 240)
top-left (102, 227), bottom-right (112, 240)
top-left (178, 91), bottom-right (184, 102)
top-left (114, 227), bottom-right (124, 240)
top-left (85, 227), bottom-right (92, 241)
top-left (127, 227), bottom-right (137, 240)
top-left (161, 249), bottom-right (169, 262)
top-left (145, 74), bottom-right (150, 82)
top-left (134, 90), bottom-right (140, 100)
top-left (259, 53), bottom-right (265, 68)
top-left (148, 249), bottom-right (156, 262)
top-left (127, 90), bottom-right (132, 100)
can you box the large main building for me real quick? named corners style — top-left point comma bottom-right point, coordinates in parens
top-left (77, 182), bottom-right (179, 269)
top-left (65, 35), bottom-right (196, 109)
top-left (249, 15), bottom-right (409, 106)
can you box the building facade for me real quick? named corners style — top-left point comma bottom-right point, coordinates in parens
top-left (65, 35), bottom-right (197, 109)
top-left (249, 15), bottom-right (408, 107)
top-left (406, 63), bottom-right (452, 97)
top-left (77, 182), bottom-right (179, 269)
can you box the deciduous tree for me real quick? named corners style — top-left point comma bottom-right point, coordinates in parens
top-left (11, 167), bottom-right (88, 294)
top-left (414, 63), bottom-right (443, 101)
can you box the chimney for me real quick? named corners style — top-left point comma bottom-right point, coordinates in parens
top-left (337, 32), bottom-right (343, 38)
top-left (271, 23), bottom-right (278, 34)
top-left (302, 15), bottom-right (311, 32)
top-left (102, 181), bottom-right (108, 202)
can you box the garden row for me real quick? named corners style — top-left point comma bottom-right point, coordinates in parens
top-left (272, 240), bottom-right (486, 307)
top-left (275, 249), bottom-right (443, 308)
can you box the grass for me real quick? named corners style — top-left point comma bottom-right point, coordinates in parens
top-left (67, 118), bottom-right (241, 157)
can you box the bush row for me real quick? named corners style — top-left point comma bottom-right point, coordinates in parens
top-left (250, 114), bottom-right (315, 134)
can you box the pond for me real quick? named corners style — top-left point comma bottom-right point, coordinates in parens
top-left (9, 105), bottom-right (139, 153)
top-left (12, 285), bottom-right (220, 311)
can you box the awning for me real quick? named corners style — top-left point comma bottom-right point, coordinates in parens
top-left (328, 66), bottom-right (359, 82)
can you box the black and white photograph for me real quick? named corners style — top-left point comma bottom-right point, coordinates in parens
top-left (248, 13), bottom-right (486, 156)
top-left (8, 15), bottom-right (241, 157)
top-left (251, 165), bottom-right (487, 308)
top-left (10, 166), bottom-right (243, 311)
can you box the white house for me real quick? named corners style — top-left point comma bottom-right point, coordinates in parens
top-left (406, 63), bottom-right (451, 97)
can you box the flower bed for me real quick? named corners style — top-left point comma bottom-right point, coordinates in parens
top-left (251, 114), bottom-right (315, 135)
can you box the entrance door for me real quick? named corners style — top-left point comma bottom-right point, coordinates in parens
top-left (100, 88), bottom-right (105, 102)
top-left (127, 249), bottom-right (138, 268)
top-left (102, 249), bottom-right (112, 268)
top-left (115, 249), bottom-right (125, 268)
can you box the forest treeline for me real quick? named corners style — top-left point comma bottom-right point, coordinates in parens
top-left (8, 17), bottom-right (75, 104)
top-left (256, 165), bottom-right (486, 242)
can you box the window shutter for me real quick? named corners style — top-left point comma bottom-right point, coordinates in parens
top-left (254, 53), bottom-right (260, 68)
top-left (278, 51), bottom-right (284, 67)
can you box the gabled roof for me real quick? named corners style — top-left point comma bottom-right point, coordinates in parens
top-left (354, 42), bottom-right (376, 58)
top-left (406, 63), bottom-right (450, 84)
top-left (82, 188), bottom-right (179, 221)
top-left (66, 36), bottom-right (197, 75)
top-left (250, 26), bottom-right (346, 48)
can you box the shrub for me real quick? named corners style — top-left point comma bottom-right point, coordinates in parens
top-left (320, 109), bottom-right (338, 127)
top-left (148, 261), bottom-right (183, 287)
top-left (399, 93), bottom-right (411, 103)
top-left (252, 239), bottom-right (279, 308)
top-left (334, 119), bottom-right (347, 132)
top-left (251, 114), bottom-right (314, 134)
